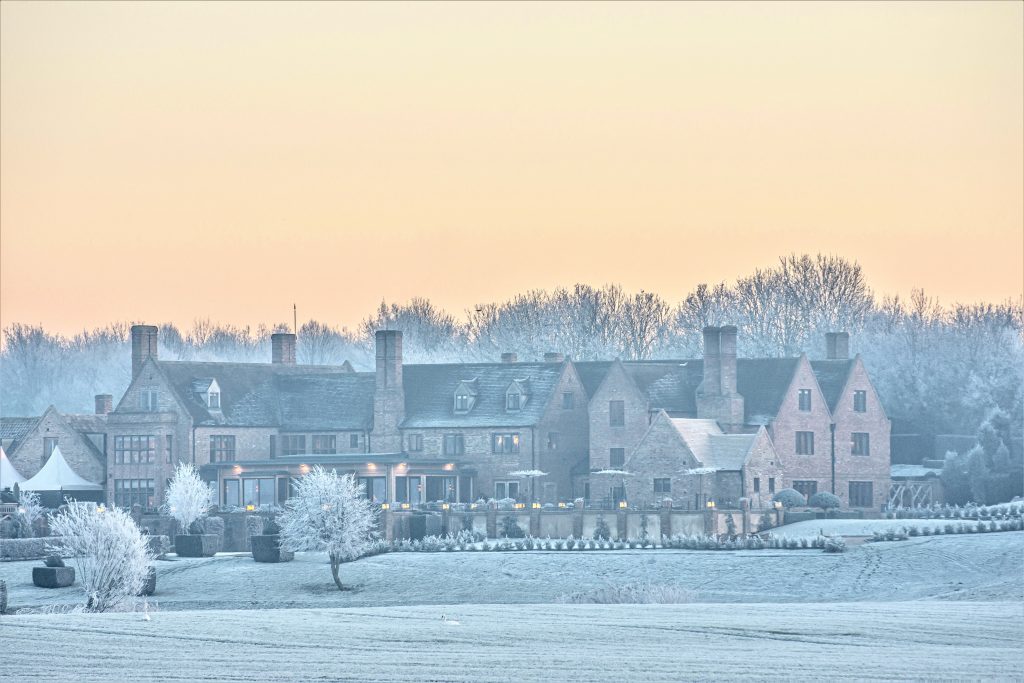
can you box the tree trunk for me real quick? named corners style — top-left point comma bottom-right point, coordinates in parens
top-left (329, 553), bottom-right (345, 591)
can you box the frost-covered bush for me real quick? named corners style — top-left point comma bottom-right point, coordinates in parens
top-left (823, 536), bottom-right (846, 553)
top-left (17, 491), bottom-right (44, 536)
top-left (558, 582), bottom-right (693, 604)
top-left (278, 466), bottom-right (377, 591)
top-left (593, 515), bottom-right (611, 540)
top-left (758, 510), bottom-right (775, 532)
top-left (0, 536), bottom-right (62, 561)
top-left (500, 515), bottom-right (525, 539)
top-left (48, 502), bottom-right (152, 612)
top-left (772, 488), bottom-right (806, 508)
top-left (162, 463), bottom-right (212, 534)
top-left (808, 492), bottom-right (841, 512)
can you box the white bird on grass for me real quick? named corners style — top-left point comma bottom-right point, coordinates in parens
top-left (440, 614), bottom-right (460, 626)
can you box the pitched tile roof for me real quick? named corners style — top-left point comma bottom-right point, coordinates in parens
top-left (666, 417), bottom-right (757, 471)
top-left (0, 417), bottom-right (38, 445)
top-left (575, 358), bottom-right (801, 425)
top-left (810, 359), bottom-right (855, 412)
top-left (156, 361), bottom-right (370, 430)
top-left (401, 362), bottom-right (564, 428)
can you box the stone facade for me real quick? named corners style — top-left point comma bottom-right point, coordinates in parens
top-left (830, 358), bottom-right (891, 509)
top-left (588, 361), bottom-right (651, 472)
top-left (5, 406), bottom-right (105, 484)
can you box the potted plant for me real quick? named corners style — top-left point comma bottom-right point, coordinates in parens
top-left (163, 463), bottom-right (218, 557)
top-left (251, 516), bottom-right (293, 563)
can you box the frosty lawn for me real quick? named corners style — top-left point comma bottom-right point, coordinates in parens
top-left (3, 531), bottom-right (1021, 611)
top-left (2, 602), bottom-right (1020, 681)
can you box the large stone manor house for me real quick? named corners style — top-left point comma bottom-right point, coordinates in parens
top-left (1, 325), bottom-right (891, 513)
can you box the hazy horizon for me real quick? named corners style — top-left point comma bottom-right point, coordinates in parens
top-left (2, 2), bottom-right (1022, 336)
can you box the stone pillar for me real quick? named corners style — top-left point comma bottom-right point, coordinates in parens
top-left (441, 507), bottom-right (451, 536)
top-left (704, 508), bottom-right (717, 536)
top-left (616, 509), bottom-right (628, 540)
top-left (740, 498), bottom-right (750, 536)
top-left (382, 507), bottom-right (393, 541)
top-left (660, 499), bottom-right (673, 538)
top-left (572, 499), bottom-right (584, 539)
top-left (486, 502), bottom-right (498, 539)
top-left (775, 507), bottom-right (784, 528)
top-left (529, 507), bottom-right (541, 537)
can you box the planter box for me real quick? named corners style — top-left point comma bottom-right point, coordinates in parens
top-left (251, 535), bottom-right (293, 563)
top-left (174, 534), bottom-right (218, 557)
top-left (138, 567), bottom-right (157, 596)
top-left (32, 566), bottom-right (75, 588)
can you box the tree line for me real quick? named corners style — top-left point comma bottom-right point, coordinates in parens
top-left (3, 254), bottom-right (1021, 453)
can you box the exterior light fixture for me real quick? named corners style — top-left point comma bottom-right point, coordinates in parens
top-left (618, 501), bottom-right (627, 509)
top-left (443, 463), bottom-right (454, 471)
top-left (441, 503), bottom-right (450, 511)
top-left (470, 503), bottom-right (477, 510)
top-left (97, 505), bottom-right (106, 513)
top-left (367, 463), bottom-right (377, 470)
top-left (773, 501), bottom-right (783, 510)
top-left (514, 503), bottom-right (525, 510)
top-left (401, 503), bottom-right (410, 510)
top-left (531, 502), bottom-right (541, 509)
top-left (246, 504), bottom-right (255, 512)
top-left (706, 500), bottom-right (716, 509)
top-left (380, 503), bottom-right (390, 510)
top-left (557, 502), bottom-right (567, 509)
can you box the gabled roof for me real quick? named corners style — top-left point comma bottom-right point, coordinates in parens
top-left (666, 417), bottom-right (757, 471)
top-left (575, 357), bottom-right (801, 425)
top-left (0, 416), bottom-right (38, 446)
top-left (154, 360), bottom-right (369, 430)
top-left (402, 362), bottom-right (564, 428)
top-left (809, 359), bottom-right (856, 412)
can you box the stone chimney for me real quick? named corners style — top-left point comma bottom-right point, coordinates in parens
top-left (825, 332), bottom-right (850, 360)
top-left (372, 330), bottom-right (405, 452)
top-left (271, 333), bottom-right (297, 365)
top-left (95, 394), bottom-right (113, 415)
top-left (543, 352), bottom-right (565, 363)
top-left (131, 325), bottom-right (159, 378)
top-left (697, 325), bottom-right (745, 428)
top-left (501, 353), bottom-right (517, 363)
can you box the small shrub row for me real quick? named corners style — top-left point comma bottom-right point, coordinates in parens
top-left (0, 537), bottom-right (67, 562)
top-left (353, 531), bottom-right (844, 556)
top-left (885, 503), bottom-right (1024, 521)
top-left (870, 518), bottom-right (1023, 542)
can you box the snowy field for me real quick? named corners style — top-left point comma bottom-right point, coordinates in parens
top-left (2, 601), bottom-right (1021, 681)
top-left (2, 532), bottom-right (1021, 681)
top-left (2, 531), bottom-right (1021, 611)
top-left (768, 517), bottom-right (979, 538)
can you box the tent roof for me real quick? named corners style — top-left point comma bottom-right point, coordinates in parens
top-left (0, 446), bottom-right (27, 488)
top-left (21, 446), bottom-right (103, 491)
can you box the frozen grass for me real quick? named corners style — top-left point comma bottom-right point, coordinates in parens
top-left (2, 602), bottom-right (1021, 681)
top-left (2, 531), bottom-right (1021, 611)
top-left (557, 581), bottom-right (693, 604)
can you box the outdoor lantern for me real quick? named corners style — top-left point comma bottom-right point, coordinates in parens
top-left (774, 501), bottom-right (783, 510)
top-left (618, 501), bottom-right (627, 509)
top-left (441, 503), bottom-right (450, 511)
top-left (246, 504), bottom-right (255, 512)
top-left (97, 505), bottom-right (106, 513)
top-left (706, 500), bottom-right (716, 509)
top-left (470, 503), bottom-right (477, 509)
top-left (380, 503), bottom-right (390, 510)
top-left (401, 503), bottom-right (410, 510)
top-left (531, 502), bottom-right (541, 509)
top-left (558, 502), bottom-right (567, 509)
top-left (514, 503), bottom-right (525, 510)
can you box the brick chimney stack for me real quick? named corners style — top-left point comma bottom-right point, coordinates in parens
top-left (543, 352), bottom-right (565, 363)
top-left (501, 353), bottom-right (517, 363)
top-left (372, 330), bottom-right (405, 452)
top-left (131, 325), bottom-right (159, 378)
top-left (271, 333), bottom-right (297, 365)
top-left (95, 394), bottom-right (113, 415)
top-left (697, 325), bottom-right (745, 428)
top-left (825, 332), bottom-right (850, 360)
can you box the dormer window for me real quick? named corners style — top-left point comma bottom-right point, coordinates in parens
top-left (505, 379), bottom-right (529, 412)
top-left (208, 392), bottom-right (220, 409)
top-left (453, 379), bottom-right (478, 414)
top-left (192, 378), bottom-right (221, 411)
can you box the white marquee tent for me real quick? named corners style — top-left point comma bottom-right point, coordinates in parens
top-left (1, 446), bottom-right (27, 491)
top-left (21, 446), bottom-right (103, 492)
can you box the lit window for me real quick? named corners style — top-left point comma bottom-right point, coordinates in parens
top-left (798, 389), bottom-right (812, 411)
top-left (853, 390), bottom-right (867, 412)
top-left (454, 392), bottom-right (471, 412)
top-left (492, 433), bottom-right (521, 454)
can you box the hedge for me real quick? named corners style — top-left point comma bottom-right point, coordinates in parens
top-left (0, 537), bottom-right (65, 562)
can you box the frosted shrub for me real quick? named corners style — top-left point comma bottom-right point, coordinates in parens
top-left (279, 467), bottom-right (377, 591)
top-left (48, 502), bottom-right (152, 612)
top-left (593, 515), bottom-right (611, 541)
top-left (558, 582), bottom-right (693, 605)
top-left (772, 488), bottom-right (806, 508)
top-left (823, 536), bottom-right (846, 553)
top-left (162, 463), bottom-right (212, 534)
top-left (18, 491), bottom-right (45, 536)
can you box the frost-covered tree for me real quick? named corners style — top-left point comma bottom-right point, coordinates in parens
top-left (162, 463), bottom-right (212, 533)
top-left (48, 502), bottom-right (152, 612)
top-left (17, 490), bottom-right (45, 536)
top-left (772, 488), bottom-right (806, 508)
top-left (278, 467), bottom-right (377, 591)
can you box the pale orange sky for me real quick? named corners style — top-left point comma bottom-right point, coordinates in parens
top-left (2, 1), bottom-right (1022, 336)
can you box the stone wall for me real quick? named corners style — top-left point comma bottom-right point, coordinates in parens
top-left (7, 409), bottom-right (105, 484)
